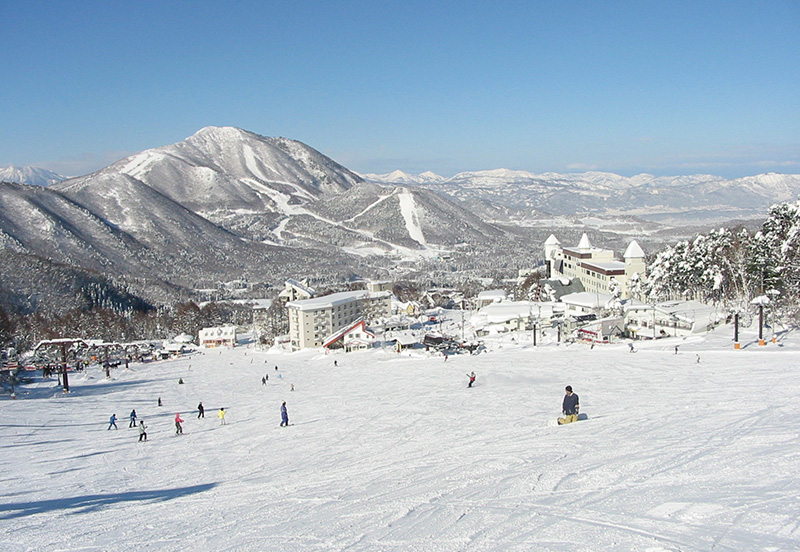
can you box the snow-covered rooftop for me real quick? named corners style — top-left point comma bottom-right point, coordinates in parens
top-left (285, 278), bottom-right (315, 296)
top-left (287, 290), bottom-right (390, 311)
top-left (623, 240), bottom-right (646, 258)
top-left (560, 291), bottom-right (614, 308)
top-left (477, 289), bottom-right (507, 301)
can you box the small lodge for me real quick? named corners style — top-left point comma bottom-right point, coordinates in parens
top-left (323, 319), bottom-right (376, 352)
top-left (198, 326), bottom-right (237, 348)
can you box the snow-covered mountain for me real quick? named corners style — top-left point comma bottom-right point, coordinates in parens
top-left (0, 165), bottom-right (67, 187)
top-left (2, 128), bottom-right (520, 313)
top-left (50, 127), bottom-right (511, 259)
top-left (364, 169), bottom-right (800, 225)
top-left (4, 126), bottom-right (799, 314)
top-left (54, 127), bottom-right (363, 217)
top-left (362, 169), bottom-right (446, 185)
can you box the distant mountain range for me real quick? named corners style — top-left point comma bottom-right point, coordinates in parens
top-left (0, 165), bottom-right (66, 187)
top-left (364, 169), bottom-right (800, 226)
top-left (2, 127), bottom-right (799, 314)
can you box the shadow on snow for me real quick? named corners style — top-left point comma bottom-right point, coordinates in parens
top-left (0, 483), bottom-right (218, 520)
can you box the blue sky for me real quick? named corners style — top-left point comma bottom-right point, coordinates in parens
top-left (2, 1), bottom-right (798, 178)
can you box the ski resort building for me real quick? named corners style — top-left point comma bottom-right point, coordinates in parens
top-left (472, 301), bottom-right (563, 336)
top-left (198, 326), bottom-right (237, 348)
top-left (476, 289), bottom-right (507, 309)
top-left (560, 292), bottom-right (615, 318)
top-left (322, 319), bottom-right (376, 352)
top-left (286, 290), bottom-right (392, 350)
top-left (624, 300), bottom-right (723, 339)
top-left (278, 279), bottom-right (316, 303)
top-left (544, 234), bottom-right (646, 299)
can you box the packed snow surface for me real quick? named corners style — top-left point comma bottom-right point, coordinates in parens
top-left (2, 320), bottom-right (799, 551)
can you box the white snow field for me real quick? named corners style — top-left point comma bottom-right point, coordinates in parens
top-left (1, 321), bottom-right (799, 552)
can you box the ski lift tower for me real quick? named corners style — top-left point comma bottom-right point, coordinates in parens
top-left (34, 338), bottom-right (89, 393)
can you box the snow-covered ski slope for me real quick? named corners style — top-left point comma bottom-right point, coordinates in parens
top-left (1, 322), bottom-right (798, 551)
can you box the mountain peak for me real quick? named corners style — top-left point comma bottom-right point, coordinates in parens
top-left (191, 125), bottom-right (250, 140)
top-left (0, 165), bottom-right (67, 187)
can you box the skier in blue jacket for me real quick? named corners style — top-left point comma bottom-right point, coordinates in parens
top-left (280, 402), bottom-right (289, 427)
top-left (108, 414), bottom-right (118, 430)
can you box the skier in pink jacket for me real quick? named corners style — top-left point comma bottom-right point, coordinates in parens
top-left (175, 413), bottom-right (184, 434)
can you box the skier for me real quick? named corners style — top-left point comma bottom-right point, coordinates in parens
top-left (129, 409), bottom-right (137, 428)
top-left (466, 371), bottom-right (476, 388)
top-left (262, 376), bottom-right (266, 385)
top-left (674, 345), bottom-right (679, 355)
top-left (138, 420), bottom-right (147, 441)
top-left (197, 402), bottom-right (205, 418)
top-left (108, 413), bottom-right (118, 430)
top-left (175, 413), bottom-right (184, 435)
top-left (158, 397), bottom-right (162, 407)
top-left (280, 402), bottom-right (289, 427)
top-left (218, 407), bottom-right (227, 425)
top-left (334, 360), bottom-right (338, 367)
top-left (628, 343), bottom-right (636, 353)
top-left (557, 385), bottom-right (580, 425)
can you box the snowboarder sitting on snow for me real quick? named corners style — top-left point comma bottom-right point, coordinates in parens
top-left (557, 385), bottom-right (580, 425)
top-left (175, 413), bottom-right (184, 434)
top-left (467, 371), bottom-right (476, 388)
top-left (280, 401), bottom-right (289, 427)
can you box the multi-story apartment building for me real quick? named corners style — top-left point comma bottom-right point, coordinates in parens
top-left (286, 290), bottom-right (392, 350)
top-left (545, 233), bottom-right (646, 299)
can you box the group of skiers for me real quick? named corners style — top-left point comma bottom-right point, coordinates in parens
top-left (108, 398), bottom-right (291, 440)
top-left (107, 410), bottom-right (149, 440)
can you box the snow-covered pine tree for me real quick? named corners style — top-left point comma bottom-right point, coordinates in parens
top-left (748, 200), bottom-right (800, 313)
